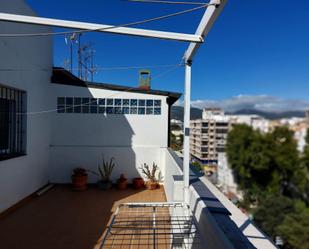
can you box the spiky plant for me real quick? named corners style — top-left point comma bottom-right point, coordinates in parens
top-left (98, 155), bottom-right (115, 182)
top-left (140, 162), bottom-right (160, 182)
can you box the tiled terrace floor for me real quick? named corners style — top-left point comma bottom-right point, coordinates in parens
top-left (0, 185), bottom-right (166, 249)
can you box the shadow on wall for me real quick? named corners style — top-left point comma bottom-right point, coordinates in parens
top-left (49, 85), bottom-right (142, 183)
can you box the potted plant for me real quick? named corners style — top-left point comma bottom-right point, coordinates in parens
top-left (71, 167), bottom-right (88, 191)
top-left (117, 174), bottom-right (128, 190)
top-left (97, 156), bottom-right (115, 190)
top-left (140, 162), bottom-right (161, 190)
top-left (133, 177), bottom-right (144, 189)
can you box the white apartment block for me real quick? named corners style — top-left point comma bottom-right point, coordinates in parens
top-left (228, 115), bottom-right (269, 133)
top-left (190, 108), bottom-right (230, 166)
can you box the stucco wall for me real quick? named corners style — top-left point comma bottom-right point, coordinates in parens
top-left (49, 84), bottom-right (169, 183)
top-left (0, 0), bottom-right (53, 212)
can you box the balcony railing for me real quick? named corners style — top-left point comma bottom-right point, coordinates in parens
top-left (164, 148), bottom-right (277, 249)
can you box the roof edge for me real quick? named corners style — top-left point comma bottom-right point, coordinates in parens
top-left (51, 67), bottom-right (181, 104)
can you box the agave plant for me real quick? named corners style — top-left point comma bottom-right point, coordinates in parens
top-left (98, 155), bottom-right (115, 182)
top-left (140, 162), bottom-right (160, 183)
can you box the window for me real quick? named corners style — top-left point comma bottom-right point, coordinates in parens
top-left (98, 98), bottom-right (105, 114)
top-left (123, 99), bottom-right (129, 106)
top-left (57, 97), bottom-right (65, 113)
top-left (66, 97), bottom-right (73, 113)
top-left (98, 98), bottom-right (105, 105)
top-left (146, 107), bottom-right (153, 115)
top-left (0, 85), bottom-right (26, 160)
top-left (114, 99), bottom-right (122, 106)
top-left (82, 98), bottom-right (89, 113)
top-left (138, 100), bottom-right (145, 106)
top-left (138, 107), bottom-right (145, 115)
top-left (74, 98), bottom-right (81, 113)
top-left (146, 100), bottom-right (153, 106)
top-left (130, 99), bottom-right (137, 106)
top-left (57, 97), bottom-right (162, 116)
top-left (154, 108), bottom-right (161, 115)
top-left (130, 107), bottom-right (137, 114)
top-left (114, 107), bottom-right (122, 114)
top-left (106, 107), bottom-right (114, 114)
top-left (154, 100), bottom-right (161, 107)
top-left (90, 98), bottom-right (98, 114)
top-left (122, 107), bottom-right (129, 114)
top-left (107, 98), bottom-right (114, 106)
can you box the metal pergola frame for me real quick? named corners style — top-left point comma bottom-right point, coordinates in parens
top-left (99, 202), bottom-right (201, 249)
top-left (0, 0), bottom-right (227, 203)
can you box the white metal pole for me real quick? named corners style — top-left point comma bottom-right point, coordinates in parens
top-left (0, 13), bottom-right (203, 43)
top-left (183, 61), bottom-right (192, 204)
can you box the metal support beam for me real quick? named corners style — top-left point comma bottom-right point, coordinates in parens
top-left (183, 0), bottom-right (227, 62)
top-left (182, 0), bottom-right (227, 204)
top-left (0, 13), bottom-right (203, 42)
top-left (183, 61), bottom-right (192, 204)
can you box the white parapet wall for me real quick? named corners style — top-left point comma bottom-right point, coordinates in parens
top-left (199, 177), bottom-right (277, 249)
top-left (164, 148), bottom-right (277, 249)
top-left (164, 148), bottom-right (184, 202)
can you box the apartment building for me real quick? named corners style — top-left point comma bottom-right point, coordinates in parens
top-left (190, 108), bottom-right (230, 167)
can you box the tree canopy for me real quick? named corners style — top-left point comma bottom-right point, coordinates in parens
top-left (226, 124), bottom-right (309, 248)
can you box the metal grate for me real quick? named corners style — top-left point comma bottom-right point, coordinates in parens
top-left (100, 202), bottom-right (201, 249)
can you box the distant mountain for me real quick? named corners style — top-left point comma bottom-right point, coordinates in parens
top-left (171, 106), bottom-right (305, 121)
top-left (226, 109), bottom-right (305, 120)
top-left (171, 106), bottom-right (202, 121)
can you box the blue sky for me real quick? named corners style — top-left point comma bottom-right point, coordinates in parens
top-left (26, 0), bottom-right (309, 110)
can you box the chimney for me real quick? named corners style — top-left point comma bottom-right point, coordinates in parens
top-left (139, 70), bottom-right (151, 90)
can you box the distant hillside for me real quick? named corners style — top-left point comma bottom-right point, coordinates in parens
top-left (226, 109), bottom-right (305, 120)
top-left (171, 106), bottom-right (202, 121)
top-left (171, 106), bottom-right (305, 121)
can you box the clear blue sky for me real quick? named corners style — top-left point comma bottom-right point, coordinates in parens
top-left (26, 0), bottom-right (309, 102)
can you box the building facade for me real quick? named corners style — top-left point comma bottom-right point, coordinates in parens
top-left (0, 0), bottom-right (180, 212)
top-left (190, 108), bottom-right (230, 167)
top-left (49, 69), bottom-right (180, 183)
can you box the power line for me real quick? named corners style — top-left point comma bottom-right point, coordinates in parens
top-left (0, 63), bottom-right (183, 72)
top-left (0, 3), bottom-right (210, 37)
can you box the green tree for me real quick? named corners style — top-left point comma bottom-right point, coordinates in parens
top-left (226, 124), bottom-right (272, 205)
top-left (266, 127), bottom-right (300, 197)
top-left (253, 195), bottom-right (295, 238)
top-left (227, 124), bottom-right (309, 248)
top-left (277, 205), bottom-right (309, 249)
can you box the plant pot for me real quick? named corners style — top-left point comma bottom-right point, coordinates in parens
top-left (71, 174), bottom-right (88, 191)
top-left (146, 181), bottom-right (158, 190)
top-left (97, 180), bottom-right (112, 190)
top-left (118, 180), bottom-right (128, 190)
top-left (133, 177), bottom-right (145, 189)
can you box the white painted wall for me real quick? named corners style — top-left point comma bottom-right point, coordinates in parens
top-left (49, 84), bottom-right (169, 183)
top-left (0, 0), bottom-right (52, 212)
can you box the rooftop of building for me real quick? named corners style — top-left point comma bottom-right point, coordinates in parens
top-left (52, 67), bottom-right (181, 105)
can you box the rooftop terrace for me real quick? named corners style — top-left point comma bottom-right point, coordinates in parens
top-left (0, 185), bottom-right (166, 249)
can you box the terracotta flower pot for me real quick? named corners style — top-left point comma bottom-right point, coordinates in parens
top-left (146, 180), bottom-right (157, 190)
top-left (133, 177), bottom-right (145, 189)
top-left (118, 180), bottom-right (128, 190)
top-left (71, 174), bottom-right (88, 191)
